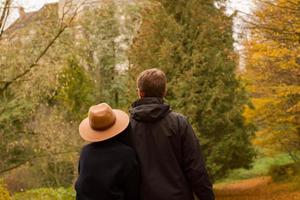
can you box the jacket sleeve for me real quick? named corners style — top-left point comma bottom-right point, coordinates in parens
top-left (181, 120), bottom-right (215, 200)
top-left (78, 161), bottom-right (80, 175)
top-left (123, 156), bottom-right (140, 200)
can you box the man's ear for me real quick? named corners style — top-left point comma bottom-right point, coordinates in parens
top-left (137, 89), bottom-right (145, 99)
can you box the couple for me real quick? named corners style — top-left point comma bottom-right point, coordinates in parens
top-left (75, 68), bottom-right (215, 200)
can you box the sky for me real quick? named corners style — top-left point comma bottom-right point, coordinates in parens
top-left (227, 0), bottom-right (254, 69)
top-left (2, 0), bottom-right (58, 27)
top-left (12, 0), bottom-right (58, 11)
top-left (227, 0), bottom-right (253, 15)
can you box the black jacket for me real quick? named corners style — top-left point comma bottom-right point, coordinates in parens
top-left (75, 131), bottom-right (140, 200)
top-left (130, 97), bottom-right (215, 200)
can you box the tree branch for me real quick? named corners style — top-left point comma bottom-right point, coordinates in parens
top-left (0, 0), bottom-right (12, 39)
top-left (257, 0), bottom-right (299, 12)
top-left (0, 150), bottom-right (79, 175)
top-left (0, 0), bottom-right (86, 95)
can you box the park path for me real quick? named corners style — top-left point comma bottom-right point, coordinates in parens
top-left (214, 177), bottom-right (300, 200)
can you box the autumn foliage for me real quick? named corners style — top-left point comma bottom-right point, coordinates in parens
top-left (244, 0), bottom-right (300, 159)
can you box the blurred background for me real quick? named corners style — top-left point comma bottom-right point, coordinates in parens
top-left (0, 0), bottom-right (299, 199)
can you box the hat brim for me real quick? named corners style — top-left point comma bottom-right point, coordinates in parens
top-left (79, 109), bottom-right (129, 142)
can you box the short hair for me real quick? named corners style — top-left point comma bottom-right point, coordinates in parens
top-left (137, 68), bottom-right (167, 97)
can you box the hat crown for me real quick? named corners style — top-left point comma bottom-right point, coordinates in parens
top-left (88, 103), bottom-right (116, 130)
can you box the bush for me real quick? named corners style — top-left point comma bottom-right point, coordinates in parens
top-left (3, 165), bottom-right (43, 193)
top-left (37, 160), bottom-right (75, 188)
top-left (216, 153), bottom-right (293, 183)
top-left (269, 163), bottom-right (299, 182)
top-left (0, 180), bottom-right (11, 200)
top-left (13, 187), bottom-right (75, 200)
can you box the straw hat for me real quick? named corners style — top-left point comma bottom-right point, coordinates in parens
top-left (79, 103), bottom-right (129, 142)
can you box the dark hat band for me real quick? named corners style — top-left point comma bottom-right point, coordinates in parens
top-left (90, 117), bottom-right (116, 131)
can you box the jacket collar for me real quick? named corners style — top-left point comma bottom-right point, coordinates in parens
top-left (130, 97), bottom-right (170, 122)
top-left (132, 97), bottom-right (164, 108)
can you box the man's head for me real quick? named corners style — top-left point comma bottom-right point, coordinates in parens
top-left (137, 68), bottom-right (167, 98)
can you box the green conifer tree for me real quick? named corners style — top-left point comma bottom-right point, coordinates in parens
top-left (129, 0), bottom-right (255, 180)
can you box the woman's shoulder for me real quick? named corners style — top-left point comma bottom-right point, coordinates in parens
top-left (114, 142), bottom-right (137, 157)
top-left (116, 143), bottom-right (139, 168)
top-left (80, 141), bottom-right (136, 156)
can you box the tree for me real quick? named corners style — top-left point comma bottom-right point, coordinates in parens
top-left (0, 0), bottom-right (12, 39)
top-left (0, 3), bottom-right (65, 176)
top-left (0, 1), bottom-right (139, 189)
top-left (77, 3), bottom-right (121, 107)
top-left (0, 0), bottom-right (85, 94)
top-left (129, 0), bottom-right (255, 180)
top-left (243, 0), bottom-right (300, 161)
top-left (0, 1), bottom-right (85, 180)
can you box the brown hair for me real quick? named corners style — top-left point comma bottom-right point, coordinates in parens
top-left (137, 68), bottom-right (167, 97)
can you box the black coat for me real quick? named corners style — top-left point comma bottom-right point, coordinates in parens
top-left (75, 131), bottom-right (140, 200)
top-left (130, 97), bottom-right (215, 200)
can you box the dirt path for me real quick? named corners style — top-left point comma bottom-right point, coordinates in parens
top-left (214, 177), bottom-right (300, 200)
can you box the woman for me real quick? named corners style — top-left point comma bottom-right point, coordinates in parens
top-left (75, 103), bottom-right (139, 200)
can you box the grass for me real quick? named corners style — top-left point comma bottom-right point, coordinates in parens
top-left (216, 153), bottom-right (293, 184)
top-left (215, 176), bottom-right (300, 200)
top-left (9, 153), bottom-right (297, 200)
top-left (12, 187), bottom-right (75, 200)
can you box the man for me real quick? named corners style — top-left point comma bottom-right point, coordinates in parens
top-left (130, 68), bottom-right (215, 200)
